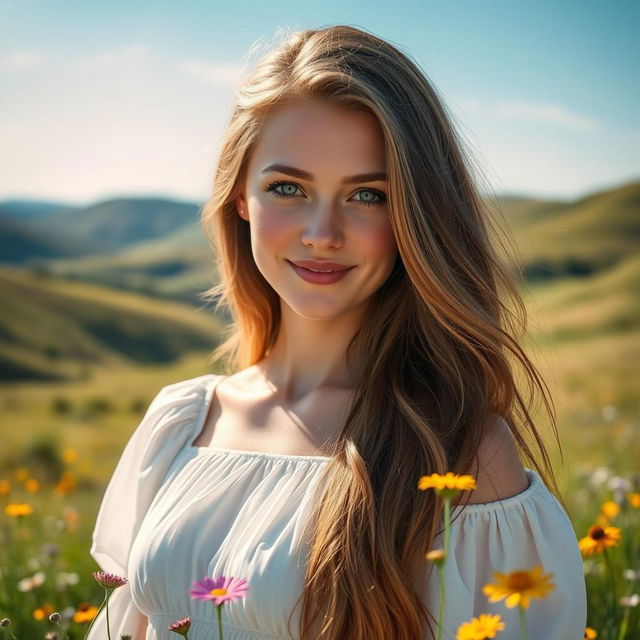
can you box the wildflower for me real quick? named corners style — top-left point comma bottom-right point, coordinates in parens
top-left (49, 612), bottom-right (61, 623)
top-left (418, 472), bottom-right (476, 640)
top-left (45, 632), bottom-right (59, 640)
top-left (607, 476), bottom-right (631, 492)
top-left (18, 571), bottom-right (46, 591)
top-left (425, 549), bottom-right (445, 567)
top-left (4, 502), bottom-right (33, 517)
top-left (0, 618), bottom-right (10, 627)
top-left (623, 569), bottom-right (639, 581)
top-left (578, 525), bottom-right (622, 556)
top-left (0, 479), bottom-right (10, 495)
top-left (62, 448), bottom-right (78, 463)
top-left (42, 542), bottom-right (60, 558)
top-left (417, 472), bottom-right (476, 499)
top-left (190, 575), bottom-right (249, 640)
top-left (24, 478), bottom-right (40, 492)
top-left (629, 492), bottom-right (640, 509)
top-left (584, 627), bottom-right (597, 638)
top-left (169, 616), bottom-right (192, 637)
top-left (600, 501), bottom-right (619, 520)
top-left (619, 593), bottom-right (640, 607)
top-left (72, 602), bottom-right (98, 623)
top-left (190, 575), bottom-right (249, 605)
top-left (56, 571), bottom-right (79, 590)
top-left (33, 603), bottom-right (56, 620)
top-left (55, 472), bottom-right (77, 496)
top-left (589, 467), bottom-right (612, 489)
top-left (482, 565), bottom-right (555, 609)
top-left (92, 571), bottom-right (128, 589)
top-left (456, 613), bottom-right (505, 640)
top-left (62, 506), bottom-right (80, 531)
top-left (14, 467), bottom-right (30, 482)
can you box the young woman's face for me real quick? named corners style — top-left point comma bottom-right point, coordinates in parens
top-left (235, 99), bottom-right (398, 321)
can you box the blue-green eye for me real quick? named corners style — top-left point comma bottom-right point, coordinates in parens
top-left (263, 181), bottom-right (387, 207)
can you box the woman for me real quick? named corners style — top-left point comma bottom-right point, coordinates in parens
top-left (89, 25), bottom-right (587, 640)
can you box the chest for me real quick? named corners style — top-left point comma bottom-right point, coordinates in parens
top-left (192, 381), bottom-right (352, 457)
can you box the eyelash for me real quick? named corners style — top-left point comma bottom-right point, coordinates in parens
top-left (263, 181), bottom-right (387, 207)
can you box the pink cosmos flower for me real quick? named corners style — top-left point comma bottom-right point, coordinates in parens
top-left (91, 571), bottom-right (127, 589)
top-left (189, 575), bottom-right (249, 606)
top-left (168, 616), bottom-right (192, 636)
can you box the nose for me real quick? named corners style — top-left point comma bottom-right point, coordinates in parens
top-left (300, 202), bottom-right (343, 249)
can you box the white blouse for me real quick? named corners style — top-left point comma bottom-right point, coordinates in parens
top-left (88, 373), bottom-right (587, 640)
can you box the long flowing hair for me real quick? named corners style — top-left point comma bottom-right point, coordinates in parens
top-left (200, 24), bottom-right (563, 640)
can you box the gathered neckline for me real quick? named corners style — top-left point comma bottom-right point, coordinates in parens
top-left (188, 374), bottom-right (333, 462)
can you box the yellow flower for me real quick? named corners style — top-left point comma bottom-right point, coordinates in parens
top-left (14, 468), bottom-right (30, 482)
top-left (4, 503), bottom-right (33, 517)
top-left (24, 478), bottom-right (40, 493)
top-left (417, 472), bottom-right (476, 499)
top-left (629, 492), bottom-right (640, 509)
top-left (584, 627), bottom-right (597, 639)
top-left (0, 479), bottom-right (10, 495)
top-left (62, 448), bottom-right (78, 464)
top-left (578, 525), bottom-right (622, 556)
top-left (600, 501), bottom-right (619, 520)
top-left (456, 613), bottom-right (505, 639)
top-left (32, 603), bottom-right (55, 620)
top-left (482, 565), bottom-right (555, 609)
top-left (426, 549), bottom-right (445, 567)
top-left (73, 603), bottom-right (98, 624)
top-left (54, 470), bottom-right (77, 495)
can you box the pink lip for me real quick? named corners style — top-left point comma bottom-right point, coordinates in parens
top-left (289, 259), bottom-right (352, 271)
top-left (287, 260), bottom-right (354, 285)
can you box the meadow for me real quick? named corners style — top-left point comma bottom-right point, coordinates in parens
top-left (1, 183), bottom-right (638, 639)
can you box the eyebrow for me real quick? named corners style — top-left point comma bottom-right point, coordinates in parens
top-left (261, 163), bottom-right (387, 185)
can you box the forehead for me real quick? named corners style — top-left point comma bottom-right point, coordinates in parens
top-left (248, 99), bottom-right (386, 176)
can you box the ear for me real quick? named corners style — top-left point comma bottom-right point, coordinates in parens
top-left (235, 194), bottom-right (249, 222)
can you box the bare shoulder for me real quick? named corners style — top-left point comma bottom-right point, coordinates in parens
top-left (454, 415), bottom-right (529, 506)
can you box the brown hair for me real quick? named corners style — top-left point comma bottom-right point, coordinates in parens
top-left (200, 24), bottom-right (563, 640)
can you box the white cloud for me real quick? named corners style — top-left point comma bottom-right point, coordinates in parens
top-left (75, 43), bottom-right (155, 71)
top-left (457, 98), bottom-right (600, 133)
top-left (177, 58), bottom-right (247, 86)
top-left (494, 101), bottom-right (600, 132)
top-left (0, 51), bottom-right (43, 72)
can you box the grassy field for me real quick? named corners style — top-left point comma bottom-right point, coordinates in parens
top-left (0, 245), bottom-right (640, 640)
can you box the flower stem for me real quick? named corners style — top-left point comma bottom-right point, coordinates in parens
top-left (216, 604), bottom-right (224, 640)
top-left (82, 591), bottom-right (108, 640)
top-left (106, 588), bottom-right (112, 640)
top-left (602, 548), bottom-right (617, 620)
top-left (435, 497), bottom-right (452, 640)
top-left (54, 622), bottom-right (71, 640)
top-left (518, 605), bottom-right (528, 640)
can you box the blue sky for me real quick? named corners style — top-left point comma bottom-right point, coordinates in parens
top-left (1, 0), bottom-right (638, 205)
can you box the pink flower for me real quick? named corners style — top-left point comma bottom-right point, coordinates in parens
top-left (189, 575), bottom-right (249, 606)
top-left (91, 571), bottom-right (127, 589)
top-left (168, 616), bottom-right (192, 636)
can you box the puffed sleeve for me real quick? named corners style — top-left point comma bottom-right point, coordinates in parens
top-left (423, 468), bottom-right (587, 640)
top-left (86, 374), bottom-right (212, 640)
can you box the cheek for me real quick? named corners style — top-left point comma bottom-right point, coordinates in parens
top-left (357, 218), bottom-right (398, 261)
top-left (250, 207), bottom-right (293, 249)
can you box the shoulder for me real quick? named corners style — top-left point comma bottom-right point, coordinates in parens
top-left (454, 415), bottom-right (529, 506)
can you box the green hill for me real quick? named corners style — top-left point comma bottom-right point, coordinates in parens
top-left (0, 263), bottom-right (222, 382)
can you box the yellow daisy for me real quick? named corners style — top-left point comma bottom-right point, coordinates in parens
top-left (417, 472), bottom-right (476, 499)
top-left (583, 627), bottom-right (597, 639)
top-left (482, 565), bottom-right (555, 609)
top-left (73, 603), bottom-right (99, 624)
top-left (456, 613), bottom-right (505, 639)
top-left (4, 503), bottom-right (33, 517)
top-left (628, 492), bottom-right (640, 509)
top-left (578, 525), bottom-right (622, 556)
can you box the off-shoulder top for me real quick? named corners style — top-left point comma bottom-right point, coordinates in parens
top-left (88, 373), bottom-right (587, 640)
